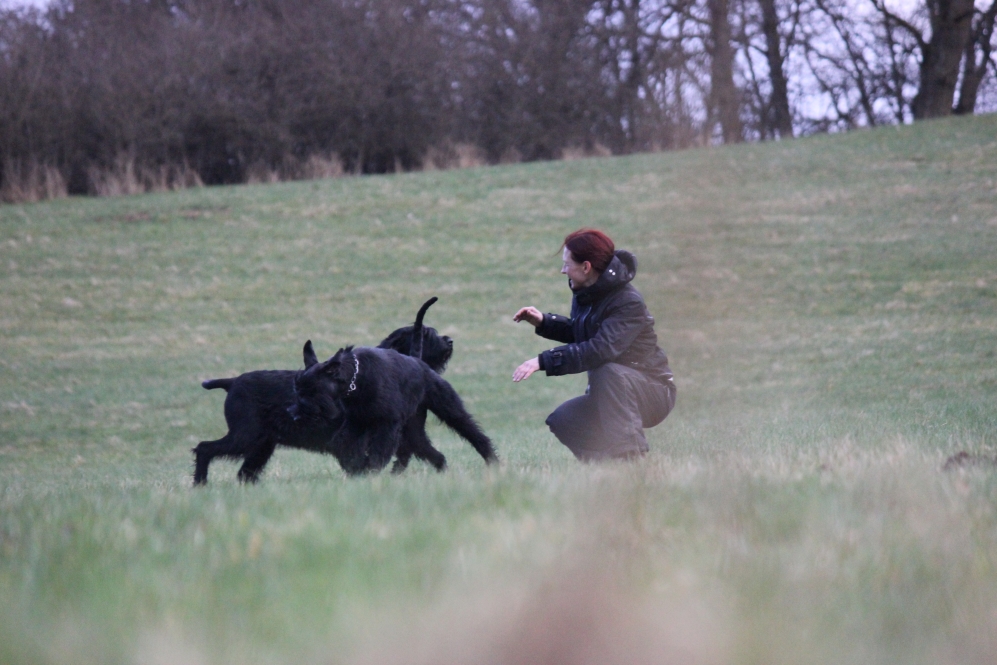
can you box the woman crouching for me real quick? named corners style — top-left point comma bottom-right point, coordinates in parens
top-left (512, 228), bottom-right (676, 460)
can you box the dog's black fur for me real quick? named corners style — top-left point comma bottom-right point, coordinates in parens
top-left (193, 341), bottom-right (341, 485)
top-left (194, 297), bottom-right (469, 484)
top-left (378, 296), bottom-right (453, 372)
top-left (290, 345), bottom-right (497, 475)
top-left (376, 296), bottom-right (455, 472)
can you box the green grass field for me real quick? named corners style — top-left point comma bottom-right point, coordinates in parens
top-left (2, 115), bottom-right (997, 665)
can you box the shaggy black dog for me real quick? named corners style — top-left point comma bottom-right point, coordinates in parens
top-left (193, 340), bottom-right (340, 485)
top-left (193, 298), bottom-right (463, 484)
top-left (289, 345), bottom-right (498, 475)
top-left (376, 296), bottom-right (455, 472)
top-left (378, 296), bottom-right (453, 372)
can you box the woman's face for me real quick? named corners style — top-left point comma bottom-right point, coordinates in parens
top-left (561, 247), bottom-right (597, 290)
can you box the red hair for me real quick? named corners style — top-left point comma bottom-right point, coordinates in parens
top-left (563, 228), bottom-right (615, 273)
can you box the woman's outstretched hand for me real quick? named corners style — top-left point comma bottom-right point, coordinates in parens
top-left (513, 308), bottom-right (543, 381)
top-left (512, 306), bottom-right (543, 327)
top-left (513, 357), bottom-right (540, 382)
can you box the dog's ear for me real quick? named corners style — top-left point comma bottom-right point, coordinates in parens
top-left (322, 347), bottom-right (347, 370)
top-left (303, 340), bottom-right (318, 368)
top-left (318, 349), bottom-right (347, 377)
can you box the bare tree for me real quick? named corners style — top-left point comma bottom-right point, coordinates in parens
top-left (954, 0), bottom-right (997, 113)
top-left (447, 0), bottom-right (604, 162)
top-left (731, 0), bottom-right (803, 138)
top-left (4, 0), bottom-right (997, 201)
top-left (757, 0), bottom-right (795, 136)
top-left (707, 0), bottom-right (744, 141)
top-left (796, 0), bottom-right (917, 130)
top-left (871, 0), bottom-right (975, 119)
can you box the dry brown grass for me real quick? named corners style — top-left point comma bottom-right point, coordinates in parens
top-left (246, 154), bottom-right (347, 184)
top-left (561, 143), bottom-right (613, 160)
top-left (1, 141), bottom-right (618, 204)
top-left (423, 142), bottom-right (489, 170)
top-left (0, 159), bottom-right (68, 203)
top-left (88, 154), bottom-right (203, 197)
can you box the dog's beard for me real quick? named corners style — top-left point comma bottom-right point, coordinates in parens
top-left (416, 329), bottom-right (452, 373)
top-left (420, 337), bottom-right (452, 373)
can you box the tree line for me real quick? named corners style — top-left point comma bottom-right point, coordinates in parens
top-left (1, 0), bottom-right (995, 201)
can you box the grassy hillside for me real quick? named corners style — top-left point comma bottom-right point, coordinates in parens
top-left (2, 115), bottom-right (996, 665)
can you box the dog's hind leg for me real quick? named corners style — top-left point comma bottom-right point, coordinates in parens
top-left (425, 375), bottom-right (498, 464)
top-left (395, 408), bottom-right (446, 473)
top-left (237, 440), bottom-right (278, 483)
top-left (410, 436), bottom-right (447, 472)
top-left (193, 433), bottom-right (241, 485)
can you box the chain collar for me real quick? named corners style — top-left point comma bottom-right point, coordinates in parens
top-left (347, 355), bottom-right (359, 395)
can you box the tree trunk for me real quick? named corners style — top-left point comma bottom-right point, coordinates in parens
top-left (708, 0), bottom-right (743, 143)
top-left (759, 0), bottom-right (793, 138)
top-left (911, 0), bottom-right (975, 120)
top-left (953, 0), bottom-right (997, 115)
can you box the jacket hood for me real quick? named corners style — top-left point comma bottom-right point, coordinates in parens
top-left (574, 250), bottom-right (637, 305)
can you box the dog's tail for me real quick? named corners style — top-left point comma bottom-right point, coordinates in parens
top-left (424, 372), bottom-right (498, 465)
top-left (410, 296), bottom-right (438, 360)
top-left (201, 378), bottom-right (235, 392)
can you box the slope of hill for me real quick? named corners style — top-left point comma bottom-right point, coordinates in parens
top-left (1, 114), bottom-right (996, 665)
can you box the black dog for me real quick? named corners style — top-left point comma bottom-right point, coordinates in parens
top-left (376, 296), bottom-right (455, 472)
top-left (193, 298), bottom-right (460, 483)
top-left (193, 341), bottom-right (340, 485)
top-left (290, 346), bottom-right (498, 475)
top-left (378, 296), bottom-right (453, 372)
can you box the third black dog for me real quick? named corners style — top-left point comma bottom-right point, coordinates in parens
top-left (378, 296), bottom-right (453, 373)
top-left (193, 340), bottom-right (340, 485)
top-left (289, 345), bottom-right (498, 475)
top-left (376, 296), bottom-right (455, 472)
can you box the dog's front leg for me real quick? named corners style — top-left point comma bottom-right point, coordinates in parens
top-left (237, 440), bottom-right (278, 483)
top-left (364, 423), bottom-right (402, 473)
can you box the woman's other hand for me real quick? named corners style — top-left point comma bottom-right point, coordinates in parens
top-left (513, 306), bottom-right (543, 327)
top-left (513, 357), bottom-right (540, 382)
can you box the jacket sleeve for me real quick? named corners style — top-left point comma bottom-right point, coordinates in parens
top-left (539, 299), bottom-right (649, 376)
top-left (534, 313), bottom-right (575, 344)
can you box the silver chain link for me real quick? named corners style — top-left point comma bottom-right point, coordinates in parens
top-left (348, 356), bottom-right (359, 394)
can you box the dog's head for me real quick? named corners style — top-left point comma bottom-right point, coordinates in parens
top-left (378, 296), bottom-right (453, 373)
top-left (288, 341), bottom-right (350, 422)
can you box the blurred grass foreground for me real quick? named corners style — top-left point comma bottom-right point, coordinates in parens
top-left (2, 115), bottom-right (997, 665)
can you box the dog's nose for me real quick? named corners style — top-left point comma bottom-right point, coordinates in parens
top-left (287, 404), bottom-right (300, 421)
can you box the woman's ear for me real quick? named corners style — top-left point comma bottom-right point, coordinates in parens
top-left (582, 261), bottom-right (593, 274)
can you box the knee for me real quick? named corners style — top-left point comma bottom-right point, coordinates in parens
top-left (545, 404), bottom-right (575, 438)
top-left (545, 410), bottom-right (563, 435)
